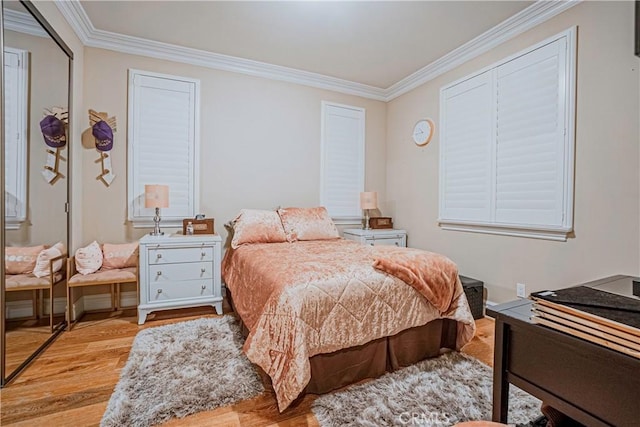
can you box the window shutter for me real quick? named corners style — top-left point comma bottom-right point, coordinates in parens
top-left (320, 102), bottom-right (365, 221)
top-left (439, 28), bottom-right (575, 240)
top-left (440, 70), bottom-right (494, 223)
top-left (3, 48), bottom-right (28, 225)
top-left (495, 39), bottom-right (567, 226)
top-left (128, 70), bottom-right (200, 224)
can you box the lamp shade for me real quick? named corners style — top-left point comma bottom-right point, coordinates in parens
top-left (360, 191), bottom-right (378, 210)
top-left (144, 184), bottom-right (169, 208)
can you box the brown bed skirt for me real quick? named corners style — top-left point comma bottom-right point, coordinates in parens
top-left (228, 290), bottom-right (458, 395)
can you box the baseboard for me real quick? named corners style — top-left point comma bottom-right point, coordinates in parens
top-left (5, 296), bottom-right (67, 319)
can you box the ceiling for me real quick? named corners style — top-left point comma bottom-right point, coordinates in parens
top-left (78, 1), bottom-right (533, 89)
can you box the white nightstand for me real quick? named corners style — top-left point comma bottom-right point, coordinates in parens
top-left (343, 228), bottom-right (407, 247)
top-left (138, 234), bottom-right (223, 324)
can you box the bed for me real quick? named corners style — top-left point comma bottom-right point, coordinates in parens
top-left (222, 207), bottom-right (476, 411)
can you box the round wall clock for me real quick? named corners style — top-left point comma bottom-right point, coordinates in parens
top-left (412, 118), bottom-right (435, 146)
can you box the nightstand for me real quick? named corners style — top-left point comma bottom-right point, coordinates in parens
top-left (138, 234), bottom-right (222, 324)
top-left (343, 228), bottom-right (407, 247)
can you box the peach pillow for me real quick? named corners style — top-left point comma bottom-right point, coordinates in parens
top-left (231, 209), bottom-right (287, 249)
top-left (102, 242), bottom-right (139, 269)
top-left (33, 242), bottom-right (67, 278)
top-left (5, 245), bottom-right (46, 275)
top-left (75, 241), bottom-right (103, 275)
top-left (277, 207), bottom-right (339, 242)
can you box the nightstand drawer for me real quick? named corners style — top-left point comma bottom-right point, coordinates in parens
top-left (148, 280), bottom-right (213, 302)
top-left (148, 246), bottom-right (213, 265)
top-left (149, 262), bottom-right (213, 282)
top-left (365, 237), bottom-right (405, 247)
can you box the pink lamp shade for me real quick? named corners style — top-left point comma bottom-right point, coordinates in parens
top-left (360, 192), bottom-right (378, 210)
top-left (144, 185), bottom-right (169, 209)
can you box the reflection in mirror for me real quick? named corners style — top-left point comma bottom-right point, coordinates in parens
top-left (2, 0), bottom-right (70, 384)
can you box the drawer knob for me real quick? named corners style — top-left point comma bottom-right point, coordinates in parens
top-left (157, 271), bottom-right (162, 276)
top-left (201, 285), bottom-right (206, 290)
top-left (394, 242), bottom-right (399, 246)
top-left (201, 268), bottom-right (206, 273)
top-left (370, 243), bottom-right (374, 246)
top-left (157, 288), bottom-right (163, 294)
top-left (201, 252), bottom-right (206, 257)
top-left (157, 253), bottom-right (162, 259)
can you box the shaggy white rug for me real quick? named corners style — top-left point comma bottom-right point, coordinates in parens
top-left (101, 316), bottom-right (263, 427)
top-left (312, 351), bottom-right (541, 427)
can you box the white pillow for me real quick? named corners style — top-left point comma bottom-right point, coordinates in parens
top-left (33, 242), bottom-right (66, 278)
top-left (75, 241), bottom-right (103, 275)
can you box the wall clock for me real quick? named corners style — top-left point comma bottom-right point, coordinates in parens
top-left (412, 118), bottom-right (435, 146)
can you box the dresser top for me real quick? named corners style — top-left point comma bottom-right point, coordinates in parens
top-left (139, 233), bottom-right (221, 244)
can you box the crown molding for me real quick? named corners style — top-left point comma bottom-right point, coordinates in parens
top-left (54, 0), bottom-right (581, 102)
top-left (3, 8), bottom-right (48, 38)
top-left (384, 0), bottom-right (582, 101)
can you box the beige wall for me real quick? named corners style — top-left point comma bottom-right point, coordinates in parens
top-left (4, 30), bottom-right (68, 247)
top-left (80, 48), bottom-right (388, 246)
top-left (386, 1), bottom-right (640, 303)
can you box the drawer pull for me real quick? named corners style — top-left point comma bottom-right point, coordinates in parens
top-left (201, 285), bottom-right (206, 290)
top-left (201, 252), bottom-right (206, 257)
top-left (157, 288), bottom-right (163, 294)
top-left (157, 271), bottom-right (162, 276)
top-left (156, 253), bottom-right (163, 259)
top-left (201, 268), bottom-right (206, 273)
top-left (394, 242), bottom-right (399, 246)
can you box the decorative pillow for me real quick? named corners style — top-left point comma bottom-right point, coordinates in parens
top-left (102, 242), bottom-right (139, 269)
top-left (5, 245), bottom-right (47, 275)
top-left (231, 209), bottom-right (287, 249)
top-left (33, 242), bottom-right (67, 278)
top-left (277, 207), bottom-right (339, 242)
top-left (75, 241), bottom-right (103, 275)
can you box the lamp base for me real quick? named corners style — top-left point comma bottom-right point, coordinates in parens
top-left (149, 207), bottom-right (164, 236)
top-left (363, 210), bottom-right (371, 230)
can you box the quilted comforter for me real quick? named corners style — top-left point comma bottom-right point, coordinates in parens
top-left (222, 239), bottom-right (476, 411)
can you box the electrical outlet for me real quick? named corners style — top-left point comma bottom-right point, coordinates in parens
top-left (516, 283), bottom-right (526, 298)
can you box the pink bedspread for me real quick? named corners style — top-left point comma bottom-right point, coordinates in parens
top-left (222, 239), bottom-right (476, 411)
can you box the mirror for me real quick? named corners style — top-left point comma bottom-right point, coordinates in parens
top-left (1, 0), bottom-right (72, 385)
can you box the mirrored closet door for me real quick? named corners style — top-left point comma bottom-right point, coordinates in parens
top-left (1, 0), bottom-right (73, 385)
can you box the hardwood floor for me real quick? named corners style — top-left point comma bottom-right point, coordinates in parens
top-left (0, 303), bottom-right (495, 426)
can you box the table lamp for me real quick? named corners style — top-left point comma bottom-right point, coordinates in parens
top-left (360, 191), bottom-right (378, 230)
top-left (145, 184), bottom-right (169, 236)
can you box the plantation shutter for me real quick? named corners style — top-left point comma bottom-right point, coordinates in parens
top-left (495, 39), bottom-right (567, 226)
top-left (439, 29), bottom-right (575, 240)
top-left (128, 70), bottom-right (200, 224)
top-left (320, 102), bottom-right (365, 221)
top-left (440, 70), bottom-right (494, 223)
top-left (3, 48), bottom-right (28, 225)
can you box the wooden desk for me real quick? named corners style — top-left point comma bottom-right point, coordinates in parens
top-left (487, 289), bottom-right (640, 426)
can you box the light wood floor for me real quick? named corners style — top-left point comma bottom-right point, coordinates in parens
top-left (0, 303), bottom-right (495, 427)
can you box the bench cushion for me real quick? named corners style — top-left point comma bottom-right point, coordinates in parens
top-left (68, 267), bottom-right (137, 285)
top-left (5, 272), bottom-right (64, 290)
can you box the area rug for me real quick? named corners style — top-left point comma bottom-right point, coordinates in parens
top-left (312, 351), bottom-right (541, 427)
top-left (101, 316), bottom-right (263, 427)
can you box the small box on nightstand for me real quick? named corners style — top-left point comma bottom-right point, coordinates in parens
top-left (460, 275), bottom-right (484, 319)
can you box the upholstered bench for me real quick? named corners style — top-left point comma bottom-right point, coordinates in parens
top-left (66, 242), bottom-right (139, 329)
top-left (5, 253), bottom-right (67, 333)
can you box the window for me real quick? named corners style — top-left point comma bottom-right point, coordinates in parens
top-left (439, 28), bottom-right (576, 241)
top-left (127, 69), bottom-right (200, 226)
top-left (320, 102), bottom-right (365, 223)
top-left (3, 47), bottom-right (28, 230)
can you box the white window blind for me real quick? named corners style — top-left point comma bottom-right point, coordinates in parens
top-left (128, 70), bottom-right (200, 226)
top-left (439, 28), bottom-right (575, 241)
top-left (320, 102), bottom-right (365, 222)
top-left (3, 47), bottom-right (29, 229)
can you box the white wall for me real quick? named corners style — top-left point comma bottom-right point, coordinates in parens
top-left (385, 1), bottom-right (640, 303)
